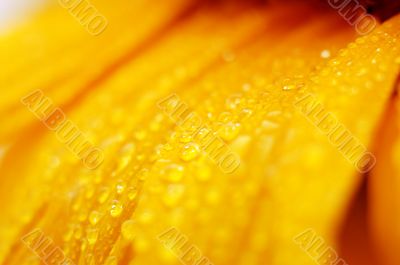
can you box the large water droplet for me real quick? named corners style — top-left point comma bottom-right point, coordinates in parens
top-left (116, 181), bottom-right (126, 194)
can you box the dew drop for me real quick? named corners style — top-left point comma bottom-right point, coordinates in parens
top-left (179, 132), bottom-right (193, 143)
top-left (226, 94), bottom-right (241, 109)
top-left (282, 84), bottom-right (296, 91)
top-left (110, 200), bottom-right (123, 217)
top-left (241, 108), bottom-right (253, 118)
top-left (163, 164), bottom-right (185, 182)
top-left (127, 187), bottom-right (138, 200)
top-left (163, 142), bottom-right (173, 151)
top-left (279, 78), bottom-right (293, 91)
top-left (138, 168), bottom-right (149, 181)
top-left (89, 211), bottom-right (102, 226)
top-left (98, 187), bottom-right (110, 204)
top-left (86, 228), bottom-right (99, 245)
top-left (218, 112), bottom-right (233, 123)
top-left (219, 122), bottom-right (240, 141)
top-left (196, 127), bottom-right (212, 141)
top-left (180, 143), bottom-right (200, 161)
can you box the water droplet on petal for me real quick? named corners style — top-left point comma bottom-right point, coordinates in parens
top-left (86, 228), bottom-right (98, 245)
top-left (219, 122), bottom-right (240, 141)
top-left (281, 78), bottom-right (297, 91)
top-left (180, 143), bottom-right (200, 161)
top-left (98, 187), bottom-right (110, 204)
top-left (89, 211), bottom-right (102, 225)
top-left (226, 94), bottom-right (241, 109)
top-left (138, 168), bottom-right (149, 181)
top-left (110, 200), bottom-right (123, 217)
top-left (163, 164), bottom-right (185, 182)
top-left (282, 84), bottom-right (296, 91)
top-left (116, 181), bottom-right (125, 194)
top-left (179, 132), bottom-right (193, 143)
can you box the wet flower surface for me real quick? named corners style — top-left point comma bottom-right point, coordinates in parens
top-left (0, 1), bottom-right (400, 265)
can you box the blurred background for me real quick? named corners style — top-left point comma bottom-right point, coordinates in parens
top-left (0, 0), bottom-right (46, 33)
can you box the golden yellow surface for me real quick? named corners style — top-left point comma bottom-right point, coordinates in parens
top-left (0, 1), bottom-right (399, 265)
